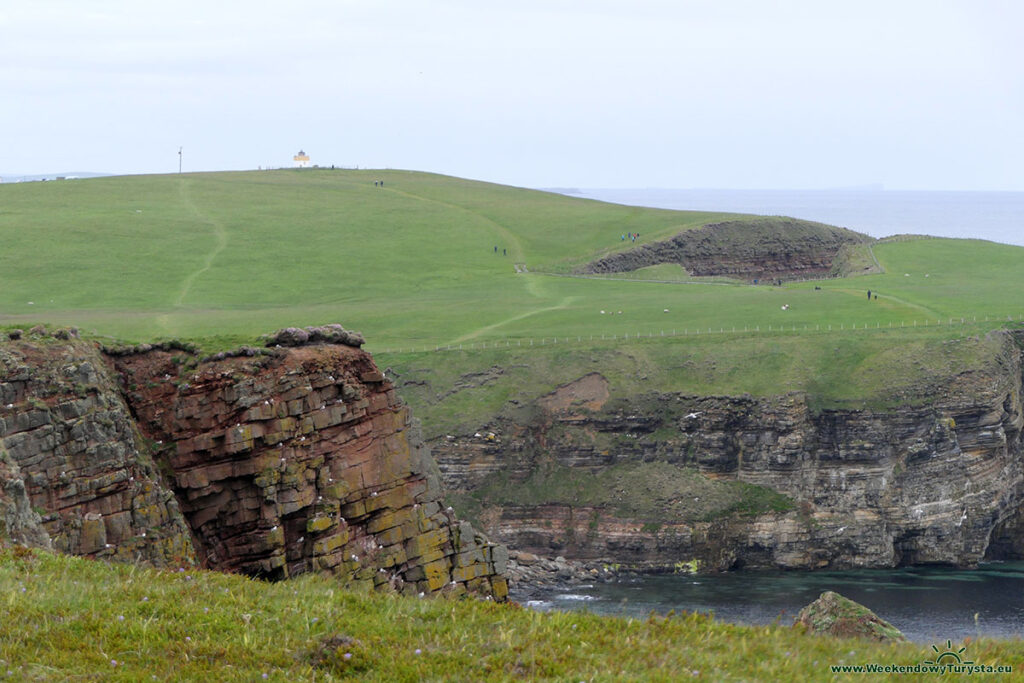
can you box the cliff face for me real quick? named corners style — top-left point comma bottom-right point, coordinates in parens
top-left (580, 218), bottom-right (870, 282)
top-left (0, 333), bottom-right (506, 600)
top-left (0, 339), bottom-right (194, 565)
top-left (432, 335), bottom-right (1024, 571)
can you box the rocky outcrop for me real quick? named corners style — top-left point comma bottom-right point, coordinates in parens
top-left (0, 333), bottom-right (507, 600)
top-left (430, 333), bottom-right (1024, 571)
top-left (579, 217), bottom-right (870, 282)
top-left (795, 591), bottom-right (906, 642)
top-left (0, 339), bottom-right (194, 566)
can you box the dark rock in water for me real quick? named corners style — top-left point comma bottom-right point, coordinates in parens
top-left (795, 591), bottom-right (905, 642)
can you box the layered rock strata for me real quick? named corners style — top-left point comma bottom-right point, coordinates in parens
top-left (0, 332), bottom-right (507, 600)
top-left (580, 218), bottom-right (869, 282)
top-left (0, 339), bottom-right (194, 565)
top-left (431, 337), bottom-right (1024, 571)
top-left (111, 341), bottom-right (507, 598)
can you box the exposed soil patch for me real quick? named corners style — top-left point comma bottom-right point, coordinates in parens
top-left (537, 373), bottom-right (610, 413)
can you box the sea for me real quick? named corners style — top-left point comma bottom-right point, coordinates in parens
top-left (532, 188), bottom-right (1024, 642)
top-left (515, 563), bottom-right (1024, 643)
top-left (554, 188), bottom-right (1024, 247)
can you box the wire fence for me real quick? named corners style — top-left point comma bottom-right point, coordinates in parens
top-left (368, 314), bottom-right (1024, 355)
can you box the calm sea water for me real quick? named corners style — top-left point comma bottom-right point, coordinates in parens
top-left (516, 562), bottom-right (1024, 643)
top-left (562, 188), bottom-right (1024, 248)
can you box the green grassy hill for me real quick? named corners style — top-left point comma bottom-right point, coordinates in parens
top-left (0, 170), bottom-right (735, 343)
top-left (2, 169), bottom-right (1023, 412)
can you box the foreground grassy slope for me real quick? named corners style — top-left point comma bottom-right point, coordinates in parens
top-left (2, 548), bottom-right (1020, 681)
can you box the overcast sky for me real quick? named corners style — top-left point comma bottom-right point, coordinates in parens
top-left (2, 1), bottom-right (1021, 190)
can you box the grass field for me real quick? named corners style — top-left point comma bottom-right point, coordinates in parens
top-left (3, 168), bottom-right (1023, 415)
top-left (2, 547), bottom-right (1020, 681)
top-left (6, 172), bottom-right (1024, 673)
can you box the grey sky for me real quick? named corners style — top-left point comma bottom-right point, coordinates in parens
top-left (2, 1), bottom-right (1021, 190)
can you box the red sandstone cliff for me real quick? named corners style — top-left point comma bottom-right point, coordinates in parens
top-left (0, 329), bottom-right (507, 600)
